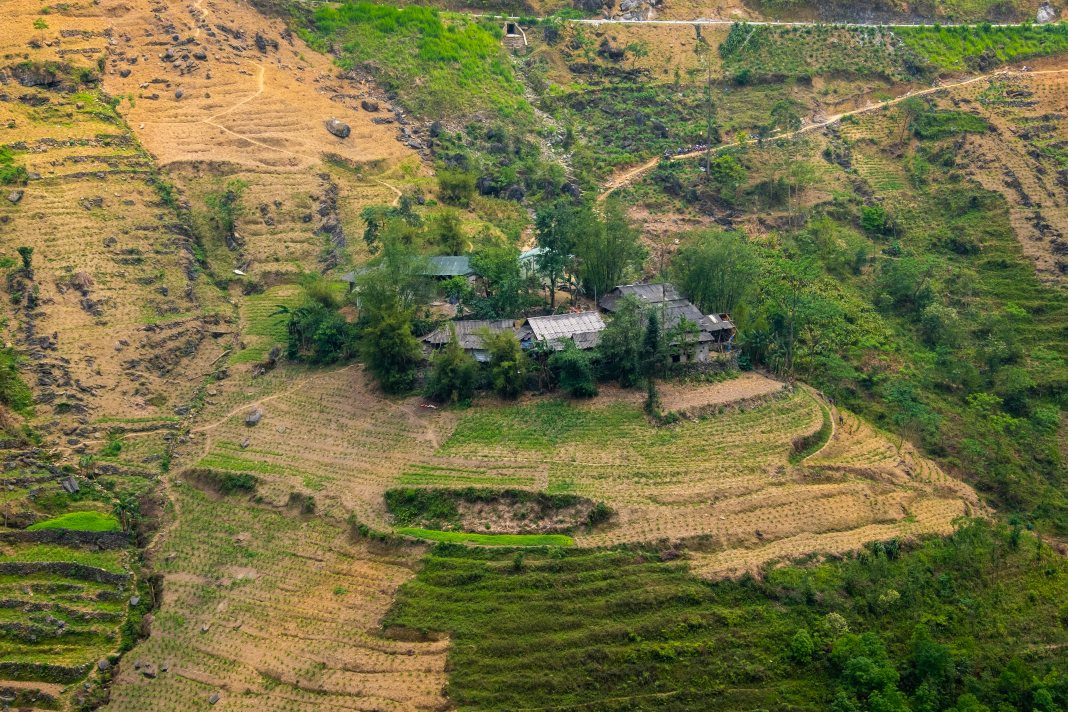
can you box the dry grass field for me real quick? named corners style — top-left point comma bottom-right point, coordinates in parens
top-left (103, 484), bottom-right (447, 712)
top-left (174, 366), bottom-right (979, 578)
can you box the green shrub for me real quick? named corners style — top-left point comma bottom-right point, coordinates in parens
top-left (425, 331), bottom-right (479, 404)
top-left (548, 342), bottom-right (597, 397)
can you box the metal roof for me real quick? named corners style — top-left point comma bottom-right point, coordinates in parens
top-left (420, 255), bottom-right (474, 277)
top-left (525, 312), bottom-right (605, 350)
top-left (600, 282), bottom-right (682, 311)
top-left (423, 319), bottom-right (516, 349)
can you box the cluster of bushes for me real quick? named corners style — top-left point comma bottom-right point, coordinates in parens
top-left (0, 148), bottom-right (28, 186)
top-left (384, 486), bottom-right (610, 531)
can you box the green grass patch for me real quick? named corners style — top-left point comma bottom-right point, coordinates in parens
top-left (27, 511), bottom-right (121, 532)
top-left (303, 2), bottom-right (529, 119)
top-left (911, 108), bottom-right (990, 140)
top-left (442, 400), bottom-right (645, 453)
top-left (897, 23), bottom-right (1068, 71)
top-left (387, 522), bottom-right (1068, 710)
top-left (396, 527), bottom-right (574, 546)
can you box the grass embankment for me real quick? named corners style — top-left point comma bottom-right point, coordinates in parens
top-left (897, 23), bottom-right (1068, 71)
top-left (303, 2), bottom-right (528, 119)
top-left (387, 522), bottom-right (1068, 711)
top-left (27, 511), bottom-right (121, 532)
top-left (397, 527), bottom-right (574, 546)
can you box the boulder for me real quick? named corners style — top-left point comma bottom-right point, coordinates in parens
top-left (360, 99), bottom-right (379, 112)
top-left (60, 476), bottom-right (79, 494)
top-left (7, 190), bottom-right (23, 204)
top-left (174, 88), bottom-right (184, 100)
top-left (244, 408), bottom-right (262, 426)
top-left (325, 118), bottom-right (350, 138)
top-left (1037, 2), bottom-right (1058, 22)
top-left (208, 693), bottom-right (221, 705)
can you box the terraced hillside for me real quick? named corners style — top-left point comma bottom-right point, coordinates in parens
top-left (176, 368), bottom-right (979, 577)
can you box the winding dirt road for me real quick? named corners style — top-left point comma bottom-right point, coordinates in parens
top-left (598, 66), bottom-right (1068, 200)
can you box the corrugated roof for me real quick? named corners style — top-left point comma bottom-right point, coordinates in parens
top-left (423, 319), bottom-right (516, 349)
top-left (520, 246), bottom-right (546, 262)
top-left (420, 255), bottom-right (474, 277)
top-left (600, 282), bottom-right (682, 311)
top-left (525, 312), bottom-right (605, 350)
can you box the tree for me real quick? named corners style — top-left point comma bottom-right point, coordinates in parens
top-left (548, 341), bottom-right (597, 397)
top-left (643, 308), bottom-right (665, 379)
top-left (361, 307), bottom-right (423, 394)
top-left (708, 155), bottom-right (747, 203)
top-left (624, 40), bottom-right (649, 67)
top-left (534, 201), bottom-right (580, 310)
top-left (788, 628), bottom-right (815, 663)
top-left (875, 257), bottom-right (937, 315)
top-left (438, 169), bottom-right (476, 207)
top-left (597, 296), bottom-right (644, 388)
top-left (573, 199), bottom-right (646, 302)
top-left (430, 208), bottom-right (466, 254)
top-left (482, 328), bottom-right (528, 398)
top-left (758, 257), bottom-right (822, 375)
top-left (355, 233), bottom-right (428, 321)
top-left (671, 230), bottom-right (759, 317)
top-left (283, 302), bottom-right (357, 364)
top-left (472, 244), bottom-right (527, 319)
top-left (425, 329), bottom-right (478, 404)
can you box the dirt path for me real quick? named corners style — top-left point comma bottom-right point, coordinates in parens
top-left (598, 66), bottom-right (1068, 200)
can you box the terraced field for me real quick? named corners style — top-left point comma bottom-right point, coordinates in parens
top-left (104, 484), bottom-right (447, 712)
top-left (177, 369), bottom-right (979, 576)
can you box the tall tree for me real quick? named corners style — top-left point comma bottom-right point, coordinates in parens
top-left (481, 328), bottom-right (529, 399)
top-left (534, 201), bottom-right (579, 310)
top-left (671, 230), bottom-right (759, 317)
top-left (573, 199), bottom-right (646, 302)
top-left (596, 295), bottom-right (645, 388)
top-left (361, 307), bottom-right (423, 394)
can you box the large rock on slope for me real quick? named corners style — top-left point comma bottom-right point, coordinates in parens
top-left (324, 118), bottom-right (350, 139)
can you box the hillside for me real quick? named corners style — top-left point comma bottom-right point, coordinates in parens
top-left (0, 0), bottom-right (1066, 710)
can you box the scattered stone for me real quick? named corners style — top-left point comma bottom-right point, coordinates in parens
top-left (129, 595), bottom-right (140, 606)
top-left (7, 190), bottom-right (23, 204)
top-left (174, 88), bottom-right (184, 100)
top-left (240, 437), bottom-right (250, 449)
top-left (60, 476), bottom-right (80, 494)
top-left (208, 692), bottom-right (220, 705)
top-left (141, 663), bottom-right (158, 678)
top-left (119, 68), bottom-right (131, 78)
top-left (324, 118), bottom-right (350, 138)
top-left (200, 623), bottom-right (211, 633)
top-left (193, 50), bottom-right (207, 61)
top-left (97, 658), bottom-right (110, 672)
top-left (245, 408), bottom-right (263, 426)
top-left (360, 99), bottom-right (379, 112)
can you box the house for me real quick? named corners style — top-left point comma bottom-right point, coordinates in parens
top-left (522, 312), bottom-right (605, 351)
top-left (599, 283), bottom-right (681, 313)
top-left (519, 246), bottom-right (545, 277)
top-left (420, 256), bottom-right (475, 279)
top-left (423, 319), bottom-right (517, 362)
top-left (599, 282), bottom-right (736, 363)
